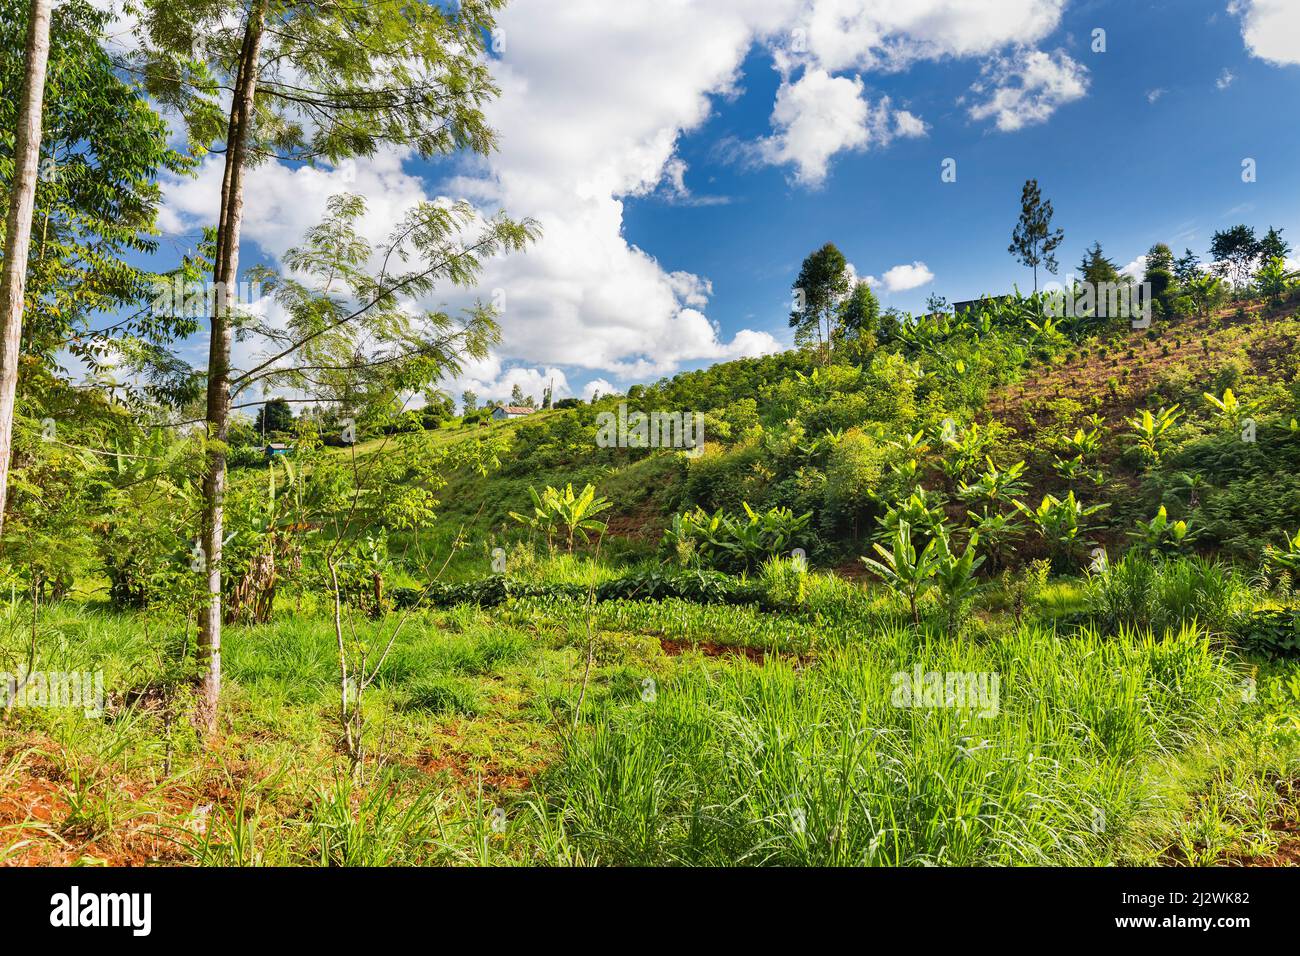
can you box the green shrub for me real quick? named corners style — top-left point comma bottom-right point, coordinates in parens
top-left (1236, 608), bottom-right (1300, 658)
top-left (396, 569), bottom-right (767, 610)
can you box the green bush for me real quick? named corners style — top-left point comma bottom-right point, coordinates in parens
top-left (1236, 608), bottom-right (1300, 658)
top-left (395, 568), bottom-right (767, 610)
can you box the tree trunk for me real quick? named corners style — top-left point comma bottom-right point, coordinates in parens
top-left (196, 0), bottom-right (267, 737)
top-left (0, 0), bottom-right (53, 541)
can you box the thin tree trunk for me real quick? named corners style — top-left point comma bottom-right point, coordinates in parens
top-left (0, 0), bottom-right (53, 541)
top-left (196, 0), bottom-right (267, 736)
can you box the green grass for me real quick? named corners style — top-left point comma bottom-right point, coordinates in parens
top-left (524, 619), bottom-right (1277, 865)
top-left (0, 560), bottom-right (1296, 867)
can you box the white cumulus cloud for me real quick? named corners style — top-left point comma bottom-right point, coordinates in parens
top-left (786, 0), bottom-right (1067, 74)
top-left (755, 70), bottom-right (925, 186)
top-left (880, 261), bottom-right (936, 292)
top-left (966, 48), bottom-right (1089, 132)
top-left (1229, 0), bottom-right (1300, 66)
top-left (865, 261), bottom-right (936, 293)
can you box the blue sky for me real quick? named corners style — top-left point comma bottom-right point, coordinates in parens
top-left (623, 0), bottom-right (1300, 330)
top-left (147, 0), bottom-right (1300, 408)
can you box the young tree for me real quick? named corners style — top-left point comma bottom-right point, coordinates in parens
top-left (1, 0), bottom-right (194, 380)
top-left (790, 242), bottom-right (849, 363)
top-left (0, 0), bottom-right (52, 540)
top-left (254, 398), bottom-right (294, 437)
top-left (461, 390), bottom-right (478, 414)
top-left (1143, 243), bottom-right (1175, 317)
top-left (1209, 225), bottom-right (1259, 291)
top-left (1173, 248), bottom-right (1201, 286)
top-left (134, 0), bottom-right (527, 734)
top-left (419, 390), bottom-right (455, 429)
top-left (1257, 226), bottom-right (1291, 264)
top-left (1078, 241), bottom-right (1120, 290)
top-left (1008, 179), bottom-right (1064, 295)
top-left (838, 280), bottom-right (880, 341)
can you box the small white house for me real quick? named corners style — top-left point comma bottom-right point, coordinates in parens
top-left (491, 405), bottom-right (535, 421)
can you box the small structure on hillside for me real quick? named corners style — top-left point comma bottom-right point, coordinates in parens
top-left (491, 405), bottom-right (535, 421)
top-left (263, 442), bottom-right (294, 459)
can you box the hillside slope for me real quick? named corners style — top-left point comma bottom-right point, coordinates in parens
top-left (428, 294), bottom-right (1300, 571)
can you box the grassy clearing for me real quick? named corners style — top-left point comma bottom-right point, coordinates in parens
top-left (527, 620), bottom-right (1294, 865)
top-left (1, 563), bottom-right (1296, 867)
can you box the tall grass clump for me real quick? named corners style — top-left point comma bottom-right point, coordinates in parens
top-left (530, 620), bottom-right (1242, 866)
top-left (1088, 553), bottom-right (1251, 637)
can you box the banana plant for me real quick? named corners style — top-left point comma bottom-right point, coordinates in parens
top-left (661, 503), bottom-right (810, 571)
top-left (1025, 314), bottom-right (1062, 339)
top-left (1125, 405), bottom-right (1181, 463)
top-left (795, 428), bottom-right (845, 462)
top-left (1129, 505), bottom-right (1196, 556)
top-left (966, 507), bottom-right (1025, 572)
top-left (861, 520), bottom-right (939, 627)
top-left (932, 528), bottom-right (985, 639)
top-left (1015, 491), bottom-right (1109, 565)
top-left (1202, 388), bottom-right (1258, 431)
top-left (958, 457), bottom-right (1028, 509)
top-left (1255, 256), bottom-right (1298, 306)
top-left (888, 457), bottom-right (922, 491)
top-left (1180, 271), bottom-right (1223, 319)
top-left (1265, 528), bottom-right (1300, 575)
top-left (876, 487), bottom-right (948, 545)
top-left (936, 420), bottom-right (989, 489)
top-left (1052, 451), bottom-right (1103, 489)
top-left (1058, 427), bottom-right (1101, 460)
top-left (511, 483), bottom-right (611, 553)
top-left (888, 429), bottom-right (931, 460)
top-left (510, 485), bottom-right (560, 552)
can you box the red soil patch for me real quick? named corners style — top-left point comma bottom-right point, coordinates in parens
top-left (1221, 817), bottom-right (1300, 868)
top-left (415, 749), bottom-right (541, 794)
top-left (1161, 780), bottom-right (1300, 868)
top-left (987, 302), bottom-right (1298, 436)
top-left (0, 730), bottom-right (272, 867)
top-left (658, 636), bottom-right (806, 665)
top-left (0, 761), bottom-right (192, 866)
top-left (603, 502), bottom-right (667, 542)
top-left (834, 560), bottom-right (873, 583)
top-left (1221, 782), bottom-right (1300, 868)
